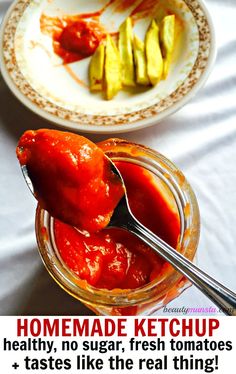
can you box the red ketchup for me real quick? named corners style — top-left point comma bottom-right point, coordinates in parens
top-left (54, 162), bottom-right (180, 290)
top-left (40, 14), bottom-right (105, 64)
top-left (55, 20), bottom-right (105, 64)
top-left (16, 130), bottom-right (180, 292)
top-left (60, 21), bottom-right (102, 54)
top-left (16, 130), bottom-right (124, 232)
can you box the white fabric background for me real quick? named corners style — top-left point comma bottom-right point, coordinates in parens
top-left (0, 0), bottom-right (236, 316)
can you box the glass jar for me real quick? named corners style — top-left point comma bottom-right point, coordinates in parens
top-left (35, 139), bottom-right (200, 315)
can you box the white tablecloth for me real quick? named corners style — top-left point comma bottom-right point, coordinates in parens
top-left (0, 0), bottom-right (236, 316)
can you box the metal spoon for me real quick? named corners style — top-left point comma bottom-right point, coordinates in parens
top-left (22, 161), bottom-right (236, 316)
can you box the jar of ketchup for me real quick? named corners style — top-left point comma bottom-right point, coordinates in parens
top-left (35, 139), bottom-right (200, 316)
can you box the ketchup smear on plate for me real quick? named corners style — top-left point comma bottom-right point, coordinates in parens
top-left (39, 0), bottom-right (163, 64)
top-left (40, 14), bottom-right (106, 64)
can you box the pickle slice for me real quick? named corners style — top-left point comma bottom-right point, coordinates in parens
top-left (133, 35), bottom-right (149, 85)
top-left (105, 35), bottom-right (122, 100)
top-left (145, 20), bottom-right (163, 86)
top-left (160, 15), bottom-right (175, 79)
top-left (89, 43), bottom-right (105, 92)
top-left (119, 17), bottom-right (135, 87)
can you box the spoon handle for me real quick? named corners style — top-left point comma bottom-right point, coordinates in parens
top-left (123, 217), bottom-right (236, 316)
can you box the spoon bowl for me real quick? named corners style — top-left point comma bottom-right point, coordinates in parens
top-left (21, 165), bottom-right (35, 196)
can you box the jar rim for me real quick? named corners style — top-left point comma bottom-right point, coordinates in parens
top-left (35, 139), bottom-right (200, 308)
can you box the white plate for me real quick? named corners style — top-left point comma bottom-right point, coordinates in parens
top-left (0, 0), bottom-right (216, 133)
